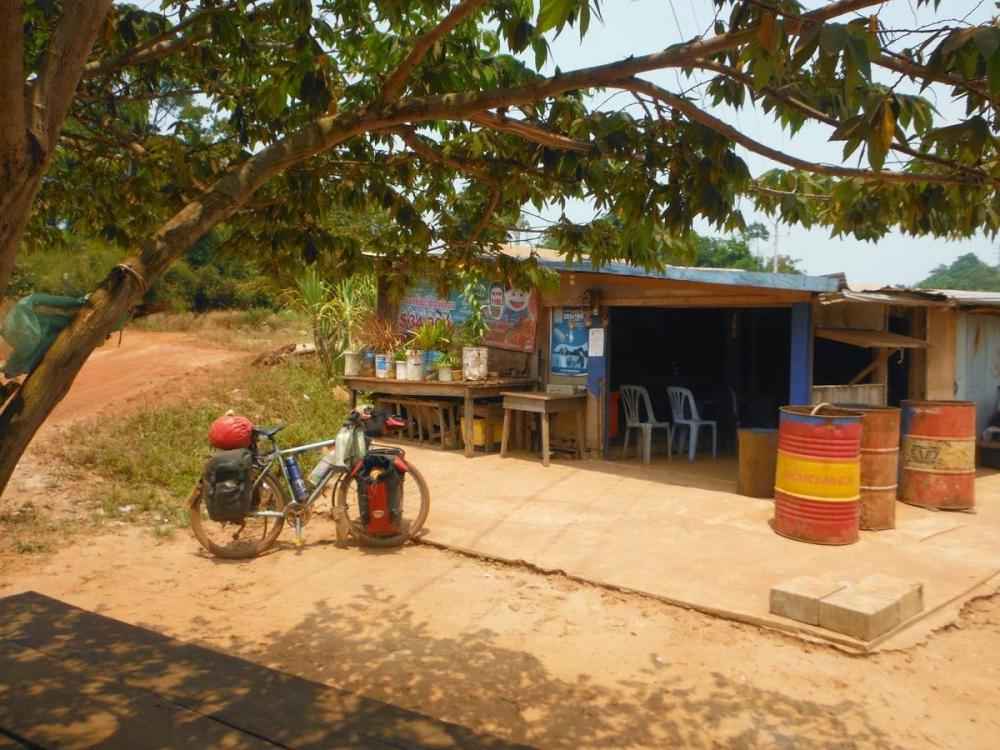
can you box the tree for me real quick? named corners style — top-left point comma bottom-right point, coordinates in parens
top-left (918, 253), bottom-right (1000, 291)
top-left (4, 0), bottom-right (1000, 492)
top-left (693, 222), bottom-right (801, 273)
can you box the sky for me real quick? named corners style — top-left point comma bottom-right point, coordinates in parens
top-left (534, 0), bottom-right (999, 285)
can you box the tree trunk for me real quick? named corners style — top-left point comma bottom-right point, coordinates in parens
top-left (0, 156), bottom-right (45, 298)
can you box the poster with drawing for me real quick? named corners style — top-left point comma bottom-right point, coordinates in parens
top-left (550, 307), bottom-right (589, 376)
top-left (396, 282), bottom-right (537, 353)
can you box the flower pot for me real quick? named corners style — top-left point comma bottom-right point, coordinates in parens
top-left (438, 367), bottom-right (453, 382)
top-left (462, 346), bottom-right (488, 381)
top-left (395, 361), bottom-right (407, 380)
top-left (452, 368), bottom-right (463, 381)
top-left (406, 350), bottom-right (425, 381)
top-left (375, 353), bottom-right (392, 379)
top-left (361, 349), bottom-right (376, 377)
top-left (424, 350), bottom-right (444, 370)
top-left (343, 351), bottom-right (362, 377)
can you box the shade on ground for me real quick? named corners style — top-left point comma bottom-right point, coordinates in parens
top-left (405, 446), bottom-right (1000, 650)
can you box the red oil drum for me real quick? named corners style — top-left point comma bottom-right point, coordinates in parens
top-left (900, 400), bottom-right (976, 510)
top-left (774, 405), bottom-right (863, 545)
top-left (838, 405), bottom-right (900, 530)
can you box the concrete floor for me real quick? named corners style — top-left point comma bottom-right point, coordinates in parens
top-left (402, 444), bottom-right (1000, 651)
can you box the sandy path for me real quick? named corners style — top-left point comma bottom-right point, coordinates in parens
top-left (44, 330), bottom-right (247, 430)
top-left (1, 520), bottom-right (997, 749)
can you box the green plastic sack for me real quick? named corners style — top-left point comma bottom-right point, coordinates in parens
top-left (1, 294), bottom-right (86, 377)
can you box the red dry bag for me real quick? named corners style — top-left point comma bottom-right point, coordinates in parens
top-left (209, 414), bottom-right (254, 450)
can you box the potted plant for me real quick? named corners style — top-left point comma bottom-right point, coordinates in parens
top-left (436, 350), bottom-right (460, 381)
top-left (360, 318), bottom-right (402, 379)
top-left (393, 343), bottom-right (409, 380)
top-left (409, 319), bottom-right (452, 380)
top-left (459, 281), bottom-right (490, 381)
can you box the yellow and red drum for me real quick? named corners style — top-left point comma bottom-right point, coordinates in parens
top-left (774, 405), bottom-right (863, 545)
top-left (900, 400), bottom-right (976, 510)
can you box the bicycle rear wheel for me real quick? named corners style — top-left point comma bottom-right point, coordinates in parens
top-left (188, 470), bottom-right (289, 559)
top-left (334, 459), bottom-right (430, 548)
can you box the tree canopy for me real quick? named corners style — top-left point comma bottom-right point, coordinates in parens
top-left (4, 0), bottom-right (1000, 491)
top-left (918, 252), bottom-right (1000, 292)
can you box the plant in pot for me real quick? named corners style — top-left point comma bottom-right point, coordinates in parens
top-left (409, 319), bottom-right (452, 380)
top-left (459, 282), bottom-right (490, 381)
top-left (360, 318), bottom-right (402, 379)
top-left (393, 343), bottom-right (409, 380)
top-left (435, 350), bottom-right (461, 381)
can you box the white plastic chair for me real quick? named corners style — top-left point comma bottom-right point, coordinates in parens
top-left (667, 387), bottom-right (717, 461)
top-left (620, 385), bottom-right (672, 464)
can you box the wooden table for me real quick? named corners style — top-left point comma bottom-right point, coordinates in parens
top-left (500, 391), bottom-right (586, 467)
top-left (343, 376), bottom-right (536, 457)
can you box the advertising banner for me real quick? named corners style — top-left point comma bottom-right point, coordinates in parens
top-left (396, 282), bottom-right (538, 353)
top-left (550, 307), bottom-right (589, 376)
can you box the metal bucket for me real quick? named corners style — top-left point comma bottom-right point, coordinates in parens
top-left (837, 404), bottom-right (900, 531)
top-left (900, 400), bottom-right (976, 510)
top-left (774, 404), bottom-right (863, 545)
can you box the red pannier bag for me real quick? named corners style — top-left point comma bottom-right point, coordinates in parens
top-left (209, 414), bottom-right (254, 450)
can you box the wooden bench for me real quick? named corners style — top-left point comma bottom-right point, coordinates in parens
top-left (376, 397), bottom-right (459, 450)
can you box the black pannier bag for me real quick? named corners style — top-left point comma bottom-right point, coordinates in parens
top-left (356, 453), bottom-right (403, 535)
top-left (201, 449), bottom-right (254, 522)
top-left (363, 408), bottom-right (389, 438)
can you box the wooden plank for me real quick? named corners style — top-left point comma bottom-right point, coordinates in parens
top-left (0, 592), bottom-right (531, 750)
top-left (925, 307), bottom-right (957, 399)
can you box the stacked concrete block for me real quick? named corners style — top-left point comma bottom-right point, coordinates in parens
top-left (770, 574), bottom-right (924, 641)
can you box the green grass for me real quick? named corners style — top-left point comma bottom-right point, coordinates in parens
top-left (43, 357), bottom-right (351, 537)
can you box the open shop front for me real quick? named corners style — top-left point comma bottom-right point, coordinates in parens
top-left (607, 306), bottom-right (792, 456)
top-left (537, 265), bottom-right (829, 463)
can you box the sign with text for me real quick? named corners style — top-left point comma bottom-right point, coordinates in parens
top-left (396, 282), bottom-right (538, 353)
top-left (550, 307), bottom-right (589, 376)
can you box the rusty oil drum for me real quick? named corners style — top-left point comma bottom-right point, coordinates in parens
top-left (774, 405), bottom-right (863, 545)
top-left (900, 400), bottom-right (976, 510)
top-left (838, 404), bottom-right (900, 530)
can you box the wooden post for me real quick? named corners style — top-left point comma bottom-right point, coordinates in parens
top-left (500, 409), bottom-right (511, 458)
top-left (463, 389), bottom-right (474, 458)
top-left (541, 413), bottom-right (551, 467)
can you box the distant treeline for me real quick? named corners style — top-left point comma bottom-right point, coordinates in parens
top-left (7, 234), bottom-right (280, 313)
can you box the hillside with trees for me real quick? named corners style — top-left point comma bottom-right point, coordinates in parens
top-left (918, 253), bottom-right (1000, 292)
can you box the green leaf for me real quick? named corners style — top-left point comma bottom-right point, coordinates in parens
top-left (845, 31), bottom-right (872, 80)
top-left (536, 0), bottom-right (573, 35)
top-left (973, 27), bottom-right (1000, 60)
top-left (987, 50), bottom-right (1000, 95)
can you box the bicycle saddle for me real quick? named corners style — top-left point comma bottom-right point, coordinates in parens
top-left (252, 424), bottom-right (286, 438)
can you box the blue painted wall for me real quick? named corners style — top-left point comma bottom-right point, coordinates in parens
top-left (789, 302), bottom-right (811, 404)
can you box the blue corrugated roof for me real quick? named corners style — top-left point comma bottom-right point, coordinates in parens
top-left (536, 259), bottom-right (843, 293)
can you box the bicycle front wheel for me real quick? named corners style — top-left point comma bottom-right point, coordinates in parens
top-left (188, 470), bottom-right (289, 559)
top-left (335, 460), bottom-right (430, 548)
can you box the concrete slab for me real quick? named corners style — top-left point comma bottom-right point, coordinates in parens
top-left (855, 574), bottom-right (924, 621)
top-left (770, 577), bottom-right (846, 625)
top-left (819, 588), bottom-right (901, 641)
top-left (401, 446), bottom-right (1000, 650)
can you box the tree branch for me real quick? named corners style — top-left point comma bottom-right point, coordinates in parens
top-left (619, 78), bottom-right (966, 185)
top-left (695, 59), bottom-right (993, 183)
top-left (394, 126), bottom-right (501, 247)
top-left (377, 0), bottom-right (488, 104)
top-left (26, 0), bottom-right (114, 153)
top-left (467, 112), bottom-right (592, 152)
top-left (82, 30), bottom-right (210, 79)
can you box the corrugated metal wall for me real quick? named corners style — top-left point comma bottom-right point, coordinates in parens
top-left (955, 313), bottom-right (1000, 435)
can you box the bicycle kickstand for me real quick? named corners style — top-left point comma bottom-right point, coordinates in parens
top-left (293, 515), bottom-right (304, 548)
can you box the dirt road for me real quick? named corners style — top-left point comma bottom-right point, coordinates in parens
top-left (44, 330), bottom-right (247, 429)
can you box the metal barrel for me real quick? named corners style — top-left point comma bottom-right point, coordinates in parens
top-left (837, 404), bottom-right (900, 531)
top-left (900, 400), bottom-right (976, 510)
top-left (774, 405), bottom-right (863, 545)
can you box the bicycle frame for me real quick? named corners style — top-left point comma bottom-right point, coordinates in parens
top-left (249, 434), bottom-right (345, 519)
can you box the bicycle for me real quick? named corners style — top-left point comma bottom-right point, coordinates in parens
top-left (187, 407), bottom-right (430, 559)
